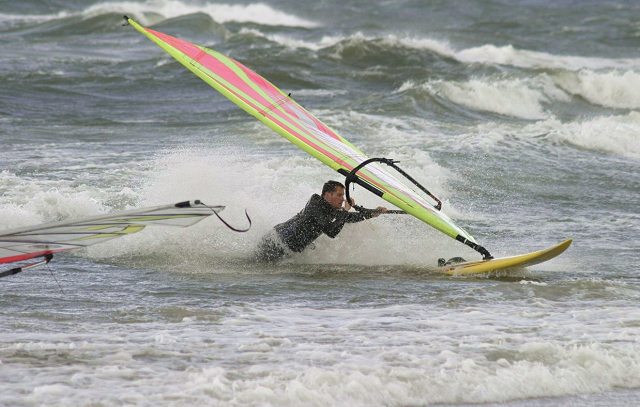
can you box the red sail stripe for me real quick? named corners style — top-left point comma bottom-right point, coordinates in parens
top-left (0, 248), bottom-right (67, 264)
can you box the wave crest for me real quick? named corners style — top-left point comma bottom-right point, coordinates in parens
top-left (554, 70), bottom-right (640, 109)
top-left (0, 0), bottom-right (319, 29)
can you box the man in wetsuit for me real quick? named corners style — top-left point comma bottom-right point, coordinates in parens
top-left (256, 180), bottom-right (388, 261)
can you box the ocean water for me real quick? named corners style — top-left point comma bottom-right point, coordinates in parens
top-left (1, 0), bottom-right (639, 405)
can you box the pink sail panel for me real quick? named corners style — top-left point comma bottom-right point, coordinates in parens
top-left (146, 28), bottom-right (355, 165)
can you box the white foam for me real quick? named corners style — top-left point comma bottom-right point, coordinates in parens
top-left (278, 30), bottom-right (640, 72)
top-left (520, 280), bottom-right (548, 286)
top-left (0, 11), bottom-right (71, 23)
top-left (432, 78), bottom-right (549, 120)
top-left (0, 1), bottom-right (318, 28)
top-left (6, 306), bottom-right (639, 406)
top-left (455, 44), bottom-right (640, 71)
top-left (388, 35), bottom-right (458, 57)
top-left (544, 112), bottom-right (640, 160)
top-left (462, 112), bottom-right (640, 160)
top-left (0, 172), bottom-right (112, 232)
top-left (400, 75), bottom-right (570, 120)
top-left (239, 28), bottom-right (341, 51)
top-left (71, 143), bottom-right (473, 268)
top-left (314, 32), bottom-right (640, 71)
top-left (85, 0), bottom-right (318, 28)
top-left (554, 70), bottom-right (640, 109)
top-left (234, 30), bottom-right (455, 55)
top-left (74, 148), bottom-right (322, 265)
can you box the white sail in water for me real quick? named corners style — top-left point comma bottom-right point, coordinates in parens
top-left (0, 201), bottom-right (227, 277)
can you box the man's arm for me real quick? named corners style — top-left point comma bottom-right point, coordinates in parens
top-left (343, 198), bottom-right (387, 219)
top-left (322, 209), bottom-right (373, 238)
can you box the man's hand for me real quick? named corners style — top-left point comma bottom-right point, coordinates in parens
top-left (343, 197), bottom-right (355, 211)
top-left (371, 206), bottom-right (388, 217)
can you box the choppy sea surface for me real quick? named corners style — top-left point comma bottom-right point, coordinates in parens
top-left (1, 1), bottom-right (639, 406)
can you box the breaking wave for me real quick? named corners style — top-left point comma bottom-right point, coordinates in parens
top-left (0, 0), bottom-right (319, 29)
top-left (553, 69), bottom-right (640, 109)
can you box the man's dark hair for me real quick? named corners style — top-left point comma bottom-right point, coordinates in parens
top-left (322, 180), bottom-right (345, 195)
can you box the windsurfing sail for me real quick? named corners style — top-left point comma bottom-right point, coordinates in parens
top-left (0, 200), bottom-right (249, 278)
top-left (125, 17), bottom-right (491, 259)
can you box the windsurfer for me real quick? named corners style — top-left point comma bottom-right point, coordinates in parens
top-left (255, 180), bottom-right (388, 261)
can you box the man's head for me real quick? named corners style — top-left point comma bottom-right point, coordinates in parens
top-left (322, 180), bottom-right (346, 209)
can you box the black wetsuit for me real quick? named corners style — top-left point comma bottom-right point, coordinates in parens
top-left (256, 194), bottom-right (374, 261)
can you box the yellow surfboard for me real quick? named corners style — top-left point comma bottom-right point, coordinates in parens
top-left (440, 239), bottom-right (572, 275)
